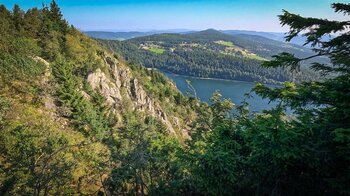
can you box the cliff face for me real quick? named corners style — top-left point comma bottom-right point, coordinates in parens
top-left (86, 55), bottom-right (177, 134)
top-left (35, 52), bottom-right (189, 138)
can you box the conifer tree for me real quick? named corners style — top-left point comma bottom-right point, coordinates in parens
top-left (253, 2), bottom-right (350, 194)
top-left (49, 0), bottom-right (67, 32)
top-left (0, 5), bottom-right (13, 39)
top-left (23, 8), bottom-right (41, 37)
top-left (11, 4), bottom-right (23, 33)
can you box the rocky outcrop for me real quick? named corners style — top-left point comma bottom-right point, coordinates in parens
top-left (37, 53), bottom-right (179, 134)
top-left (87, 55), bottom-right (176, 134)
top-left (37, 53), bottom-right (180, 134)
top-left (33, 56), bottom-right (51, 84)
top-left (129, 78), bottom-right (175, 133)
top-left (36, 56), bottom-right (70, 128)
top-left (87, 69), bottom-right (122, 105)
top-left (130, 78), bottom-right (151, 109)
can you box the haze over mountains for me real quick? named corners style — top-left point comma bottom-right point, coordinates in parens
top-left (85, 29), bottom-right (308, 46)
top-left (84, 29), bottom-right (193, 41)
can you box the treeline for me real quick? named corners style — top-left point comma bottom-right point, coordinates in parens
top-left (0, 1), bottom-right (104, 79)
top-left (129, 29), bottom-right (325, 61)
top-left (0, 2), bottom-right (109, 194)
top-left (99, 34), bottom-right (320, 84)
top-left (0, 2), bottom-right (191, 195)
top-left (1, 1), bottom-right (349, 195)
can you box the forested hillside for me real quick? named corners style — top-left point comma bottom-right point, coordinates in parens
top-left (85, 29), bottom-right (326, 47)
top-left (99, 29), bottom-right (324, 84)
top-left (84, 31), bottom-right (154, 40)
top-left (0, 2), bottom-right (195, 194)
top-left (0, 1), bottom-right (349, 195)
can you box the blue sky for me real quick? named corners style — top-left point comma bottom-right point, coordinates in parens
top-left (2, 0), bottom-right (349, 32)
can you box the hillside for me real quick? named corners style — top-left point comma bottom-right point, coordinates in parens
top-left (1, 1), bottom-right (349, 195)
top-left (0, 3), bottom-right (194, 194)
top-left (221, 30), bottom-right (306, 46)
top-left (85, 29), bottom-right (332, 47)
top-left (99, 29), bottom-right (322, 84)
top-left (84, 29), bottom-right (194, 40)
top-left (85, 29), bottom-right (313, 46)
top-left (84, 31), bottom-right (154, 40)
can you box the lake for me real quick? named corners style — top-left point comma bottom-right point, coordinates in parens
top-left (162, 72), bottom-right (279, 112)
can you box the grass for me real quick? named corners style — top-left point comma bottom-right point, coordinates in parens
top-left (217, 43), bottom-right (267, 61)
top-left (245, 53), bottom-right (268, 61)
top-left (147, 47), bottom-right (165, 54)
top-left (214, 40), bottom-right (234, 47)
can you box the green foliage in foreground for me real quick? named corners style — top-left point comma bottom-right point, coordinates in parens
top-left (101, 2), bottom-right (350, 192)
top-left (180, 3), bottom-right (350, 195)
top-left (0, 1), bottom-right (349, 195)
top-left (0, 1), bottom-right (191, 194)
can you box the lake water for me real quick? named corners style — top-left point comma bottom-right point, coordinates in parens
top-left (163, 72), bottom-right (279, 112)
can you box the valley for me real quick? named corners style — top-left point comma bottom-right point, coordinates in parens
top-left (163, 71), bottom-right (279, 111)
top-left (98, 29), bottom-right (323, 84)
top-left (0, 1), bottom-right (349, 195)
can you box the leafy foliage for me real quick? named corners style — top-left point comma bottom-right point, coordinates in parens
top-left (0, 2), bottom-right (191, 194)
top-left (1, 1), bottom-right (349, 195)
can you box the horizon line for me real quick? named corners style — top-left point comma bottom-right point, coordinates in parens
top-left (80, 28), bottom-right (287, 34)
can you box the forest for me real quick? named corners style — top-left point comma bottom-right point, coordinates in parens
top-left (0, 1), bottom-right (349, 195)
top-left (99, 29), bottom-right (323, 84)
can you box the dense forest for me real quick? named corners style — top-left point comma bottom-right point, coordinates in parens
top-left (99, 29), bottom-right (324, 84)
top-left (0, 1), bottom-right (349, 195)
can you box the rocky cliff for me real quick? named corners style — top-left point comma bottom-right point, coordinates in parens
top-left (86, 55), bottom-right (178, 134)
top-left (0, 3), bottom-right (195, 194)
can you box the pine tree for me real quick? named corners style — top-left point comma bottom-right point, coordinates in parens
top-left (0, 5), bottom-right (13, 45)
top-left (23, 8), bottom-right (41, 37)
top-left (0, 5), bottom-right (12, 27)
top-left (49, 0), bottom-right (67, 32)
top-left (253, 2), bottom-right (350, 194)
top-left (11, 4), bottom-right (24, 33)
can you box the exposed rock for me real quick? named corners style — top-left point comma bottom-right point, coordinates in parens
top-left (105, 57), bottom-right (122, 88)
top-left (33, 56), bottom-right (51, 84)
top-left (80, 90), bottom-right (91, 100)
top-left (87, 69), bottom-right (122, 105)
top-left (44, 96), bottom-right (56, 111)
top-left (86, 56), bottom-right (177, 134)
top-left (36, 56), bottom-right (70, 128)
top-left (128, 79), bottom-right (175, 133)
top-left (36, 53), bottom-right (180, 135)
top-left (130, 78), bottom-right (147, 105)
top-left (36, 56), bottom-right (55, 113)
top-left (33, 56), bottom-right (50, 66)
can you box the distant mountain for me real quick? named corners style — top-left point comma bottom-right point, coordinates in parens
top-left (221, 30), bottom-right (308, 46)
top-left (130, 29), bottom-right (317, 60)
top-left (221, 30), bottom-right (333, 47)
top-left (99, 29), bottom-right (323, 84)
top-left (85, 29), bottom-right (331, 47)
top-left (221, 30), bottom-right (283, 41)
top-left (187, 29), bottom-right (238, 41)
top-left (84, 29), bottom-right (195, 40)
top-left (84, 31), bottom-right (154, 40)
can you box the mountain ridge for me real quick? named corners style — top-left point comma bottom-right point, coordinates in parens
top-left (85, 28), bottom-right (312, 46)
top-left (99, 28), bottom-right (322, 84)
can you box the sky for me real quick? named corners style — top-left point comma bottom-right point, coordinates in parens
top-left (1, 0), bottom-right (349, 32)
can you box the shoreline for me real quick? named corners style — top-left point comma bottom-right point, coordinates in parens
top-left (156, 69), bottom-right (281, 85)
